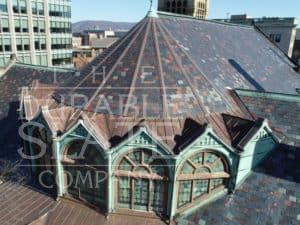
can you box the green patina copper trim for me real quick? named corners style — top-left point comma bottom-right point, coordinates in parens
top-left (14, 62), bottom-right (74, 73)
top-left (147, 0), bottom-right (158, 18)
top-left (53, 139), bottom-right (64, 197)
top-left (236, 89), bottom-right (300, 102)
top-left (148, 9), bottom-right (158, 18)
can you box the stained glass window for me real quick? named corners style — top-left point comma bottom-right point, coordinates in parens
top-left (119, 177), bottom-right (131, 204)
top-left (178, 181), bottom-right (192, 207)
top-left (116, 149), bottom-right (169, 214)
top-left (128, 151), bottom-right (141, 165)
top-left (134, 179), bottom-right (149, 210)
top-left (194, 180), bottom-right (209, 199)
top-left (151, 180), bottom-right (166, 212)
top-left (177, 151), bottom-right (229, 208)
top-left (181, 162), bottom-right (194, 174)
top-left (119, 159), bottom-right (133, 171)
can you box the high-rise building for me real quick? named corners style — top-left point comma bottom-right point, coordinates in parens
top-left (215, 15), bottom-right (298, 57)
top-left (158, 0), bottom-right (210, 19)
top-left (292, 28), bottom-right (300, 64)
top-left (0, 0), bottom-right (72, 69)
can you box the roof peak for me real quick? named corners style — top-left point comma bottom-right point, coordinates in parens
top-left (147, 9), bottom-right (158, 18)
top-left (147, 0), bottom-right (158, 18)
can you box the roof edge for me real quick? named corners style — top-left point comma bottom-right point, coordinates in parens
top-left (253, 25), bottom-right (299, 68)
top-left (235, 89), bottom-right (300, 102)
top-left (13, 62), bottom-right (75, 73)
top-left (157, 11), bottom-right (253, 28)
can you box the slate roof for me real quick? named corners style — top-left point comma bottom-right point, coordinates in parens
top-left (0, 10), bottom-right (299, 225)
top-left (30, 199), bottom-right (167, 225)
top-left (178, 145), bottom-right (300, 225)
top-left (0, 64), bottom-right (72, 158)
top-left (0, 181), bottom-right (56, 225)
top-left (54, 12), bottom-right (300, 118)
top-left (236, 89), bottom-right (300, 147)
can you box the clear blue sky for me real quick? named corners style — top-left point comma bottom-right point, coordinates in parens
top-left (72, 0), bottom-right (300, 23)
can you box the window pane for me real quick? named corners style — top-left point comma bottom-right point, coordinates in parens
top-left (211, 179), bottom-right (224, 190)
top-left (181, 162), bottom-right (194, 174)
top-left (151, 180), bottom-right (166, 212)
top-left (134, 179), bottom-right (149, 210)
top-left (128, 151), bottom-right (141, 165)
top-left (211, 159), bottom-right (225, 173)
top-left (150, 159), bottom-right (167, 177)
top-left (135, 167), bottom-right (149, 174)
top-left (195, 167), bottom-right (210, 174)
top-left (118, 177), bottom-right (131, 205)
top-left (178, 181), bottom-right (191, 207)
top-left (204, 153), bottom-right (218, 164)
top-left (193, 180), bottom-right (209, 199)
top-left (119, 159), bottom-right (133, 171)
top-left (191, 153), bottom-right (203, 165)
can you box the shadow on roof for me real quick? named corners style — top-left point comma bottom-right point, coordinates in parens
top-left (228, 59), bottom-right (265, 92)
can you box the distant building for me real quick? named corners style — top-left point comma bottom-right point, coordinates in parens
top-left (292, 28), bottom-right (300, 64)
top-left (73, 37), bottom-right (119, 69)
top-left (158, 0), bottom-right (210, 19)
top-left (78, 29), bottom-right (116, 46)
top-left (0, 0), bottom-right (73, 69)
top-left (215, 15), bottom-right (298, 57)
top-left (114, 30), bottom-right (129, 38)
top-left (72, 28), bottom-right (128, 69)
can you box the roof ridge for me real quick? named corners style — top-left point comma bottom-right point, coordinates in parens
top-left (84, 19), bottom-right (149, 110)
top-left (253, 25), bottom-right (298, 68)
top-left (14, 62), bottom-right (74, 72)
top-left (156, 19), bottom-right (209, 121)
top-left (66, 21), bottom-right (144, 95)
top-left (153, 19), bottom-right (170, 118)
top-left (157, 11), bottom-right (253, 28)
top-left (123, 17), bottom-right (152, 116)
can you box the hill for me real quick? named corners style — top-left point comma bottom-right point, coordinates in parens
top-left (72, 20), bottom-right (136, 33)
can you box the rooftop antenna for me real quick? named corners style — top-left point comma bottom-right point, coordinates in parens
top-left (148, 0), bottom-right (158, 17)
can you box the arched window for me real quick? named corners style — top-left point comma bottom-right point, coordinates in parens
top-left (115, 149), bottom-right (169, 215)
top-left (31, 127), bottom-right (53, 185)
top-left (63, 141), bottom-right (106, 209)
top-left (177, 151), bottom-right (230, 208)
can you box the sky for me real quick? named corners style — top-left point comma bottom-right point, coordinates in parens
top-left (72, 0), bottom-right (300, 23)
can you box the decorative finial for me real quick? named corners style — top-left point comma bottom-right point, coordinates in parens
top-left (148, 0), bottom-right (158, 17)
top-left (151, 0), bottom-right (155, 10)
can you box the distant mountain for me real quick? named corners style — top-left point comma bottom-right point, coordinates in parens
top-left (72, 20), bottom-right (136, 33)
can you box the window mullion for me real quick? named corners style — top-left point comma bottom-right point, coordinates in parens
top-left (190, 180), bottom-right (194, 203)
top-left (148, 180), bottom-right (152, 211)
top-left (131, 178), bottom-right (134, 209)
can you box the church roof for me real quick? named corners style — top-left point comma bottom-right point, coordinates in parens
top-left (17, 11), bottom-right (300, 153)
top-left (0, 10), bottom-right (299, 225)
top-left (53, 12), bottom-right (299, 118)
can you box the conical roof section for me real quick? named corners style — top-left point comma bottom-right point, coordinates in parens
top-left (54, 12), bottom-right (299, 119)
